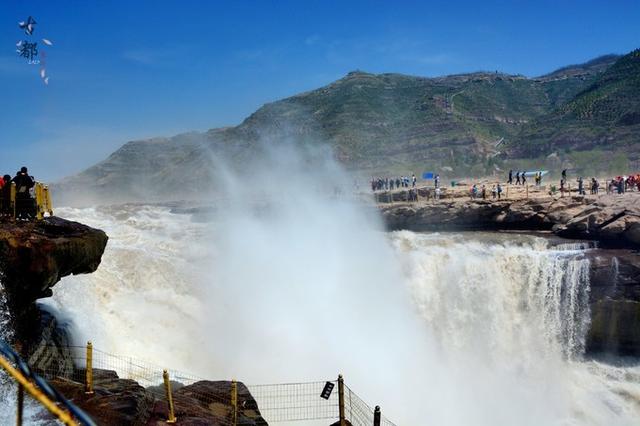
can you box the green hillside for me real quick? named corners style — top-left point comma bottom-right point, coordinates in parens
top-left (58, 52), bottom-right (634, 203)
top-left (509, 50), bottom-right (640, 162)
top-left (227, 64), bottom-right (610, 174)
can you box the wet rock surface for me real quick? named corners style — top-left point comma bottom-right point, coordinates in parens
top-left (0, 216), bottom-right (107, 361)
top-left (0, 216), bottom-right (108, 314)
top-left (585, 249), bottom-right (640, 356)
top-left (379, 194), bottom-right (640, 247)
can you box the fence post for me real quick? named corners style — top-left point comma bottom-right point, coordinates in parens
top-left (43, 186), bottom-right (53, 216)
top-left (526, 184), bottom-right (529, 199)
top-left (163, 370), bottom-right (177, 423)
top-left (373, 405), bottom-right (381, 426)
top-left (338, 374), bottom-right (346, 426)
top-left (16, 384), bottom-right (24, 426)
top-left (231, 379), bottom-right (238, 426)
top-left (85, 341), bottom-right (94, 394)
top-left (35, 183), bottom-right (44, 220)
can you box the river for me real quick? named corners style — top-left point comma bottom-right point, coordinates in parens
top-left (29, 202), bottom-right (639, 426)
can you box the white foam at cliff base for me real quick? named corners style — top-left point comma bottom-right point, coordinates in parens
top-left (45, 206), bottom-right (640, 425)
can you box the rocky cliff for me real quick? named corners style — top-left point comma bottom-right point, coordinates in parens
top-left (379, 193), bottom-right (640, 247)
top-left (56, 52), bottom-right (637, 205)
top-left (0, 216), bottom-right (108, 350)
top-left (586, 250), bottom-right (640, 356)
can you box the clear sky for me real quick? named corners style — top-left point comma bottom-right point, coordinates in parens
top-left (1, 0), bottom-right (639, 180)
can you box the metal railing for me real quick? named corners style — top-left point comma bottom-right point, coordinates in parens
top-left (0, 340), bottom-right (95, 425)
top-left (26, 342), bottom-right (398, 425)
top-left (0, 181), bottom-right (53, 220)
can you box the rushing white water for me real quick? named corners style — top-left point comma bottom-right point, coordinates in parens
top-left (0, 285), bottom-right (53, 424)
top-left (40, 205), bottom-right (640, 426)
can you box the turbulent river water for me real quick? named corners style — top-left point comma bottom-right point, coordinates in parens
top-left (23, 203), bottom-right (635, 426)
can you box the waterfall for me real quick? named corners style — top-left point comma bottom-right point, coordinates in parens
top-left (27, 207), bottom-right (640, 425)
top-left (391, 231), bottom-right (592, 360)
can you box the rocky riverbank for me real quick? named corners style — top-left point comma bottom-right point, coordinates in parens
top-left (379, 193), bottom-right (640, 247)
top-left (378, 193), bottom-right (640, 356)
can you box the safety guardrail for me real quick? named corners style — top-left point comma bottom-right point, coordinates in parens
top-left (26, 342), bottom-right (398, 426)
top-left (0, 181), bottom-right (53, 221)
top-left (0, 340), bottom-right (95, 425)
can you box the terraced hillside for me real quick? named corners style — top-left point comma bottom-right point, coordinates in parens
top-left (58, 52), bottom-right (637, 203)
top-left (510, 49), bottom-right (640, 160)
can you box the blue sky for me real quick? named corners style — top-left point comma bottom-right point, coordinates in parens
top-left (1, 0), bottom-right (639, 180)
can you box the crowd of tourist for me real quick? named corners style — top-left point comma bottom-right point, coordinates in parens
top-left (469, 183), bottom-right (503, 200)
top-left (558, 170), bottom-right (640, 196)
top-left (371, 174), bottom-right (442, 192)
top-left (0, 166), bottom-right (37, 220)
top-left (371, 174), bottom-right (419, 191)
top-left (370, 167), bottom-right (640, 204)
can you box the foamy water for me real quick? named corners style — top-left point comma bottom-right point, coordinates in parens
top-left (36, 204), bottom-right (640, 425)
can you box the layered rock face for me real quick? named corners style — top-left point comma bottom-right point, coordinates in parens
top-left (0, 216), bottom-right (108, 348)
top-left (0, 216), bottom-right (108, 311)
top-left (379, 194), bottom-right (640, 356)
top-left (586, 250), bottom-right (640, 355)
top-left (379, 194), bottom-right (640, 247)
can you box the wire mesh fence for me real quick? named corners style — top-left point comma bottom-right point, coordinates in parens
top-left (25, 344), bottom-right (398, 426)
top-left (248, 381), bottom-right (339, 422)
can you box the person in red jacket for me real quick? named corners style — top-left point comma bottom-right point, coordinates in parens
top-left (1, 175), bottom-right (11, 215)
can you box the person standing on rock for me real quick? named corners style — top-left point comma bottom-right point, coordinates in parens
top-left (497, 183), bottom-right (503, 199)
top-left (412, 174), bottom-right (417, 187)
top-left (515, 171), bottom-right (521, 185)
top-left (435, 174), bottom-right (440, 189)
top-left (12, 167), bottom-right (35, 220)
top-left (508, 170), bottom-right (513, 185)
top-left (521, 171), bottom-right (527, 185)
top-left (578, 177), bottom-right (585, 196)
top-left (0, 175), bottom-right (6, 215)
top-left (562, 169), bottom-right (567, 183)
top-left (1, 175), bottom-right (11, 215)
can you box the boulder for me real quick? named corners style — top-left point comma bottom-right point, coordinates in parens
top-left (0, 216), bottom-right (108, 315)
top-left (0, 216), bottom-right (108, 356)
top-left (50, 371), bottom-right (268, 426)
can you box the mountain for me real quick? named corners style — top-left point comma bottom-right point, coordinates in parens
top-left (534, 54), bottom-right (621, 107)
top-left (509, 49), bottom-right (640, 160)
top-left (57, 52), bottom-right (632, 204)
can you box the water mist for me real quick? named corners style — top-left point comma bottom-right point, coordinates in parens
top-left (46, 141), bottom-right (640, 425)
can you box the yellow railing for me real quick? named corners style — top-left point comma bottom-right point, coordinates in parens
top-left (1, 181), bottom-right (53, 221)
top-left (27, 342), bottom-right (398, 426)
top-left (34, 182), bottom-right (54, 220)
top-left (0, 341), bottom-right (95, 426)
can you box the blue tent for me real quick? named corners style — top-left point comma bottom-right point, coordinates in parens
top-left (422, 172), bottom-right (434, 179)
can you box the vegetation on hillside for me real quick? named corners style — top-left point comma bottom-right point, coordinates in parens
top-left (59, 51), bottom-right (639, 202)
